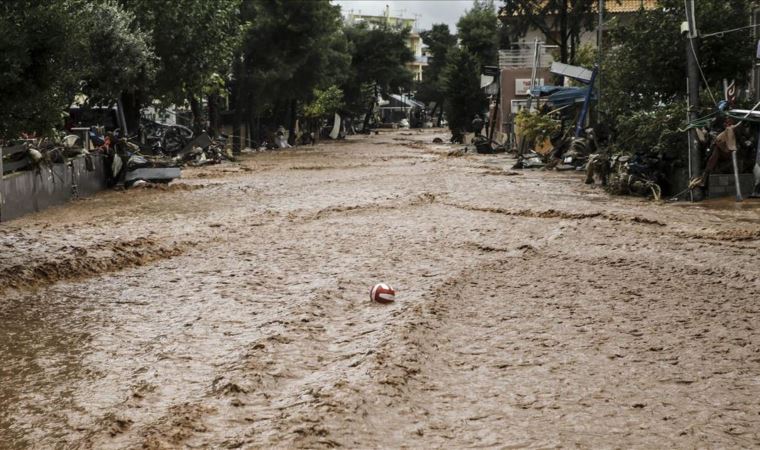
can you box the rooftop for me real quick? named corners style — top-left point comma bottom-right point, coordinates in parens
top-left (501, 0), bottom-right (657, 16)
top-left (605, 0), bottom-right (658, 13)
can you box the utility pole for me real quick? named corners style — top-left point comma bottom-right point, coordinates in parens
top-left (685, 0), bottom-right (704, 201)
top-left (597, 0), bottom-right (604, 122)
top-left (518, 38), bottom-right (541, 159)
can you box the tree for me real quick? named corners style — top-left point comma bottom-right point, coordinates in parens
top-left (342, 23), bottom-right (415, 129)
top-left (457, 0), bottom-right (499, 67)
top-left (0, 1), bottom-right (82, 139)
top-left (499, 0), bottom-right (596, 64)
top-left (119, 0), bottom-right (240, 132)
top-left (303, 85), bottom-right (344, 139)
top-left (603, 0), bottom-right (755, 119)
top-left (78, 1), bottom-right (156, 107)
top-left (417, 24), bottom-right (457, 126)
top-left (442, 47), bottom-right (488, 141)
top-left (233, 0), bottom-right (349, 147)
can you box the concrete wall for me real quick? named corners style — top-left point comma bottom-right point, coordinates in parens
top-left (707, 173), bottom-right (756, 199)
top-left (0, 154), bottom-right (108, 222)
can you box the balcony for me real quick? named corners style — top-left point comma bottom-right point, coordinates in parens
top-left (499, 44), bottom-right (554, 69)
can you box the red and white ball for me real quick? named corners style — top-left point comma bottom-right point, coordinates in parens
top-left (370, 283), bottom-right (396, 303)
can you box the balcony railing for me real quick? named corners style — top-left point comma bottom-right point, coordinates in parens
top-left (499, 44), bottom-right (554, 69)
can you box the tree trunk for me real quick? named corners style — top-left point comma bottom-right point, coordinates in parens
top-left (232, 109), bottom-right (241, 154)
top-left (288, 99), bottom-right (298, 146)
top-left (231, 59), bottom-right (244, 154)
top-left (189, 94), bottom-right (203, 135)
top-left (208, 93), bottom-right (220, 138)
top-left (119, 90), bottom-right (141, 137)
top-left (363, 85), bottom-right (377, 132)
top-left (312, 118), bottom-right (319, 144)
top-left (247, 91), bottom-right (256, 148)
top-left (429, 102), bottom-right (438, 123)
top-left (560, 0), bottom-right (569, 64)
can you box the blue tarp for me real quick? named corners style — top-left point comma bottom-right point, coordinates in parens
top-left (529, 85), bottom-right (596, 108)
top-left (529, 85), bottom-right (564, 97)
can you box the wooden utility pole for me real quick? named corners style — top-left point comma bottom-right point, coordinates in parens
top-left (685, 0), bottom-right (704, 201)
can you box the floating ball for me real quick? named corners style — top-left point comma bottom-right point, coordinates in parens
top-left (370, 283), bottom-right (396, 303)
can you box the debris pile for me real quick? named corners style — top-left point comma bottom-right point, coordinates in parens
top-left (2, 121), bottom-right (235, 191)
top-left (1, 134), bottom-right (97, 176)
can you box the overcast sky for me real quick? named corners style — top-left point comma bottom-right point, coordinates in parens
top-left (331, 0), bottom-right (475, 32)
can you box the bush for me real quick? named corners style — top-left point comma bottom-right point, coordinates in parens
top-left (514, 110), bottom-right (560, 147)
top-left (612, 101), bottom-right (686, 160)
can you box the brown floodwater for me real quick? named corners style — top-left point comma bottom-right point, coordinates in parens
top-left (1, 129), bottom-right (759, 448)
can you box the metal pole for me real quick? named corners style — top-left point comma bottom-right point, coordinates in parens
top-left (0, 145), bottom-right (4, 222)
top-left (597, 0), bottom-right (604, 122)
top-left (753, 128), bottom-right (760, 197)
top-left (731, 147), bottom-right (743, 201)
top-left (519, 38), bottom-right (541, 160)
top-left (530, 38), bottom-right (539, 91)
top-left (685, 0), bottom-right (703, 200)
top-left (116, 98), bottom-right (129, 137)
top-left (575, 67), bottom-right (598, 137)
top-left (686, 78), bottom-right (694, 202)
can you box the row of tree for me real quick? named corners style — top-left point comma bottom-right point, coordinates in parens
top-left (0, 0), bottom-right (421, 147)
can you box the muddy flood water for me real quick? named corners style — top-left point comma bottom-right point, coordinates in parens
top-left (1, 129), bottom-right (759, 448)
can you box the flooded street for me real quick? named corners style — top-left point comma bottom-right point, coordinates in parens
top-left (1, 129), bottom-right (759, 448)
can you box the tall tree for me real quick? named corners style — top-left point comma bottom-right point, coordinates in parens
top-left (342, 23), bottom-right (415, 129)
top-left (417, 24), bottom-right (457, 126)
top-left (457, 0), bottom-right (499, 67)
top-left (119, 0), bottom-right (240, 132)
top-left (79, 1), bottom-right (156, 107)
top-left (235, 0), bottom-right (349, 146)
top-left (499, 0), bottom-right (596, 64)
top-left (442, 47), bottom-right (488, 141)
top-left (0, 1), bottom-right (81, 139)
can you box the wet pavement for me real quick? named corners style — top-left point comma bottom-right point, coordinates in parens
top-left (1, 129), bottom-right (759, 448)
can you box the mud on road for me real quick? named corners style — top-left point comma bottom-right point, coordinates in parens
top-left (1, 129), bottom-right (760, 448)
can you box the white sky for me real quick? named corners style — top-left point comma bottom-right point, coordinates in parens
top-left (331, 0), bottom-right (475, 32)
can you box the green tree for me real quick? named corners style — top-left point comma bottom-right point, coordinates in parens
top-left (499, 0), bottom-right (596, 64)
top-left (304, 85), bottom-right (345, 120)
top-left (233, 0), bottom-right (349, 147)
top-left (303, 85), bottom-right (344, 139)
top-left (119, 0), bottom-right (240, 132)
top-left (417, 24), bottom-right (457, 126)
top-left (79, 1), bottom-right (156, 106)
top-left (604, 0), bottom-right (755, 118)
top-left (457, 0), bottom-right (499, 67)
top-left (342, 23), bottom-right (415, 129)
top-left (0, 1), bottom-right (81, 139)
top-left (442, 47), bottom-right (488, 141)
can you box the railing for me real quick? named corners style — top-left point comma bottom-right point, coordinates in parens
top-left (499, 47), bottom-right (554, 69)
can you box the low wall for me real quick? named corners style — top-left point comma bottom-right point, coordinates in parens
top-left (707, 173), bottom-right (755, 199)
top-left (0, 154), bottom-right (108, 222)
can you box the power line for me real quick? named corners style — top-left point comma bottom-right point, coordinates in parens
top-left (689, 38), bottom-right (717, 105)
top-left (701, 23), bottom-right (760, 39)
